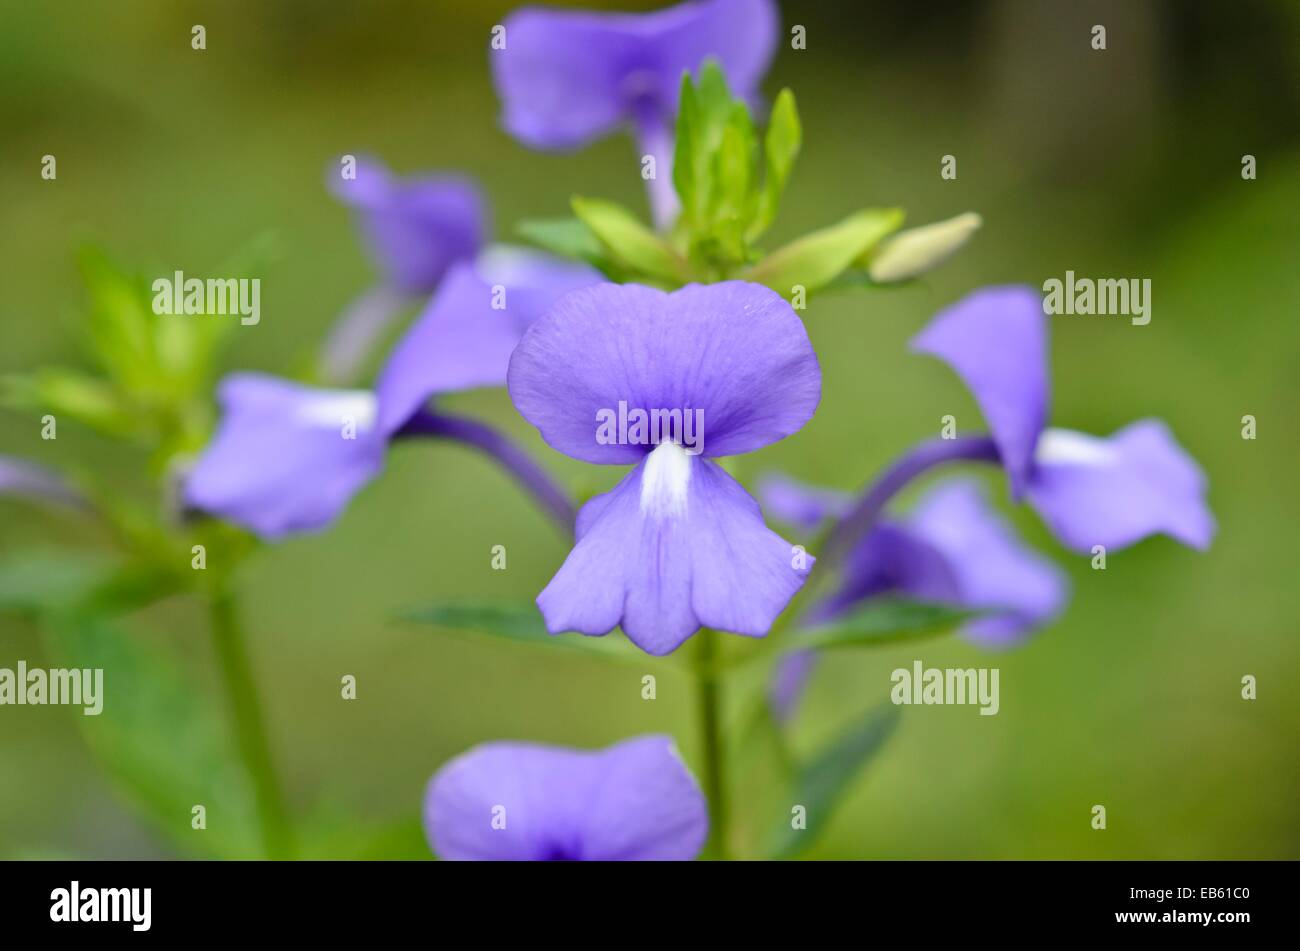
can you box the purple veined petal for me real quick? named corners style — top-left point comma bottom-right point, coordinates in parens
top-left (1025, 421), bottom-right (1215, 554)
top-left (757, 472), bottom-right (853, 534)
top-left (330, 155), bottom-right (486, 295)
top-left (374, 249), bottom-right (601, 436)
top-left (0, 455), bottom-right (88, 510)
top-left (423, 735), bottom-right (707, 861)
top-left (911, 285), bottom-right (1049, 497)
top-left (183, 373), bottom-right (386, 540)
top-left (491, 0), bottom-right (778, 152)
top-left (539, 445), bottom-right (810, 654)
top-left (508, 281), bottom-right (821, 464)
top-left (904, 479), bottom-right (1069, 648)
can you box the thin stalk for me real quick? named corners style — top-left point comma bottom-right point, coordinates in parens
top-left (694, 629), bottom-right (729, 860)
top-left (209, 588), bottom-right (294, 859)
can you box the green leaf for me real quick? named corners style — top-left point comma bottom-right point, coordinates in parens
top-left (673, 60), bottom-right (742, 228)
top-left (2, 367), bottom-right (143, 439)
top-left (76, 245), bottom-right (157, 394)
top-left (41, 614), bottom-right (261, 858)
top-left (702, 103), bottom-right (759, 262)
top-left (0, 550), bottom-right (117, 618)
top-left (746, 207), bottom-right (905, 295)
top-left (402, 602), bottom-right (648, 663)
top-left (865, 212), bottom-right (982, 282)
top-left (516, 217), bottom-right (621, 276)
top-left (794, 598), bottom-right (975, 650)
top-left (749, 88), bottom-right (801, 241)
top-left (571, 196), bottom-right (689, 283)
top-left (766, 701), bottom-right (901, 858)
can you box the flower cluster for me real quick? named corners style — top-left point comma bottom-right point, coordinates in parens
top-left (0, 0), bottom-right (1215, 862)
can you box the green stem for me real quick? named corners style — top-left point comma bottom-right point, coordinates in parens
top-left (694, 629), bottom-right (729, 860)
top-left (209, 587), bottom-right (294, 859)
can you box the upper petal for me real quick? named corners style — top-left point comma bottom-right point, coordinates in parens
top-left (491, 0), bottom-right (778, 151)
top-left (508, 281), bottom-right (821, 463)
top-left (571, 735), bottom-right (708, 860)
top-left (537, 448), bottom-right (810, 655)
top-left (1026, 421), bottom-right (1216, 553)
top-left (911, 285), bottom-right (1048, 496)
top-left (423, 741), bottom-right (596, 861)
top-left (650, 0), bottom-right (778, 108)
top-left (331, 156), bottom-right (486, 294)
top-left (183, 374), bottom-right (385, 540)
top-left (374, 249), bottom-right (600, 435)
top-left (423, 735), bottom-right (706, 861)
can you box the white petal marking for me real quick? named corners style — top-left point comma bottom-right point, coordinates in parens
top-left (294, 389), bottom-right (378, 432)
top-left (640, 441), bottom-right (693, 519)
top-left (1035, 427), bottom-right (1119, 467)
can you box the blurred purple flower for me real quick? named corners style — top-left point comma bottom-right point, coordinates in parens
top-left (0, 455), bottom-right (88, 511)
top-left (508, 280), bottom-right (820, 655)
top-left (424, 734), bottom-right (707, 860)
top-left (330, 155), bottom-right (486, 296)
top-left (912, 285), bottom-right (1215, 553)
top-left (491, 0), bottom-right (777, 150)
top-left (765, 477), bottom-right (1067, 719)
top-left (185, 250), bottom-right (598, 540)
top-left (490, 0), bottom-right (778, 226)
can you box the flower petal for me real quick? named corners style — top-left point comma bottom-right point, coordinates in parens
top-left (575, 735), bottom-right (709, 860)
top-left (508, 281), bottom-right (820, 463)
top-left (757, 472), bottom-right (852, 534)
top-left (911, 285), bottom-right (1048, 496)
top-left (331, 156), bottom-right (485, 294)
top-left (183, 374), bottom-right (384, 540)
top-left (490, 0), bottom-right (778, 151)
top-left (538, 447), bottom-right (810, 655)
top-left (423, 735), bottom-right (706, 861)
top-left (905, 479), bottom-right (1068, 647)
top-left (374, 249), bottom-right (600, 435)
top-left (1026, 421), bottom-right (1215, 553)
top-left (774, 478), bottom-right (1067, 718)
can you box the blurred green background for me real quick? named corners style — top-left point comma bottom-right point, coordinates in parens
top-left (2, 0), bottom-right (1298, 859)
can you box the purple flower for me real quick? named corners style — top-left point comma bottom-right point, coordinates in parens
top-left (508, 280), bottom-right (820, 655)
top-left (911, 286), bottom-right (1215, 553)
top-left (330, 155), bottom-right (486, 295)
top-left (490, 0), bottom-right (778, 227)
top-left (766, 477), bottom-right (1068, 719)
top-left (185, 250), bottom-right (598, 539)
top-left (0, 455), bottom-right (88, 511)
top-left (491, 0), bottom-right (778, 152)
top-left (375, 249), bottom-right (599, 433)
top-left (424, 735), bottom-right (707, 860)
